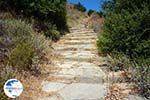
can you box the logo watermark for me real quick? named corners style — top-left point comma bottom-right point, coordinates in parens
top-left (4, 79), bottom-right (23, 98)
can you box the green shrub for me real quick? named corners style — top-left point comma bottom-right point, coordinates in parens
top-left (74, 2), bottom-right (86, 12)
top-left (0, 19), bottom-right (33, 48)
top-left (30, 33), bottom-right (51, 72)
top-left (0, 19), bottom-right (51, 72)
top-left (42, 23), bottom-right (61, 41)
top-left (9, 41), bottom-right (34, 71)
top-left (88, 9), bottom-right (95, 16)
top-left (0, 12), bottom-right (13, 20)
top-left (97, 1), bottom-right (150, 64)
top-left (31, 33), bottom-right (51, 56)
top-left (0, 0), bottom-right (68, 31)
top-left (131, 64), bottom-right (150, 98)
top-left (97, 0), bottom-right (150, 98)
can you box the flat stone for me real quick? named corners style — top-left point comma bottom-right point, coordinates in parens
top-left (123, 95), bottom-right (147, 100)
top-left (63, 41), bottom-right (96, 45)
top-left (36, 96), bottom-right (60, 100)
top-left (60, 52), bottom-right (96, 58)
top-left (58, 83), bottom-right (107, 100)
top-left (54, 45), bottom-right (96, 51)
top-left (54, 60), bottom-right (101, 69)
top-left (63, 39), bottom-right (96, 43)
top-left (41, 81), bottom-right (67, 92)
top-left (62, 36), bottom-right (97, 40)
top-left (54, 43), bottom-right (95, 48)
top-left (67, 34), bottom-right (97, 37)
top-left (54, 50), bottom-right (96, 55)
top-left (60, 55), bottom-right (99, 62)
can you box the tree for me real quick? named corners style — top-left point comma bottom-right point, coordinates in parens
top-left (88, 9), bottom-right (95, 16)
top-left (97, 11), bottom-right (103, 17)
top-left (0, 0), bottom-right (68, 31)
top-left (74, 2), bottom-right (86, 12)
top-left (97, 0), bottom-right (150, 64)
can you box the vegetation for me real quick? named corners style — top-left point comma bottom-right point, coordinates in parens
top-left (0, 1), bottom-right (67, 99)
top-left (88, 9), bottom-right (95, 16)
top-left (0, 0), bottom-right (68, 31)
top-left (67, 5), bottom-right (87, 27)
top-left (98, 0), bottom-right (150, 64)
top-left (106, 52), bottom-right (150, 98)
top-left (97, 0), bottom-right (150, 98)
top-left (0, 19), bottom-right (50, 71)
top-left (88, 9), bottom-right (103, 17)
top-left (74, 2), bottom-right (86, 12)
top-left (97, 11), bottom-right (103, 17)
top-left (0, 17), bottom-right (51, 100)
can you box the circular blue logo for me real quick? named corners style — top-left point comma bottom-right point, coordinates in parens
top-left (4, 79), bottom-right (23, 98)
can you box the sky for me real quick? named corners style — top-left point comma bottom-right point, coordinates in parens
top-left (68, 0), bottom-right (104, 11)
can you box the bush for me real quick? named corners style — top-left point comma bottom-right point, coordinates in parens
top-left (0, 19), bottom-right (51, 72)
top-left (97, 2), bottom-right (150, 64)
top-left (131, 64), bottom-right (150, 98)
top-left (0, 12), bottom-right (14, 20)
top-left (106, 53), bottom-right (150, 98)
top-left (74, 2), bottom-right (86, 12)
top-left (97, 11), bottom-right (103, 17)
top-left (106, 52), bottom-right (131, 72)
top-left (40, 23), bottom-right (61, 41)
top-left (97, 0), bottom-right (150, 98)
top-left (31, 33), bottom-right (51, 56)
top-left (9, 41), bottom-right (34, 71)
top-left (0, 19), bottom-right (33, 47)
top-left (88, 9), bottom-right (95, 16)
top-left (0, 0), bottom-right (68, 32)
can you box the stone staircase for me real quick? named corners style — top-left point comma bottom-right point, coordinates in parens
top-left (36, 25), bottom-right (108, 100)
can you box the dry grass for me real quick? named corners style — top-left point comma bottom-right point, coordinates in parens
top-left (12, 52), bottom-right (60, 99)
top-left (105, 84), bottom-right (127, 100)
top-left (16, 73), bottom-right (46, 100)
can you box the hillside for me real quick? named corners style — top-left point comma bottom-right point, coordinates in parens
top-left (66, 3), bottom-right (104, 33)
top-left (0, 1), bottom-right (149, 100)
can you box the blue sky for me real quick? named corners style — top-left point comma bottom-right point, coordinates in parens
top-left (68, 0), bottom-right (104, 11)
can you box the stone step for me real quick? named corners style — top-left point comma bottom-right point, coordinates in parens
top-left (37, 25), bottom-right (108, 100)
top-left (62, 36), bottom-right (97, 40)
top-left (67, 31), bottom-right (96, 35)
top-left (62, 39), bottom-right (96, 43)
top-left (58, 83), bottom-right (106, 100)
top-left (63, 41), bottom-right (96, 45)
top-left (54, 50), bottom-right (96, 56)
top-left (59, 52), bottom-right (96, 58)
top-left (66, 33), bottom-right (97, 37)
top-left (59, 55), bottom-right (100, 62)
top-left (124, 95), bottom-right (147, 100)
top-left (54, 61), bottom-right (99, 69)
top-left (47, 74), bottom-right (105, 84)
top-left (36, 96), bottom-right (61, 100)
top-left (69, 31), bottom-right (95, 34)
top-left (70, 26), bottom-right (85, 29)
top-left (70, 28), bottom-right (93, 32)
top-left (41, 81), bottom-right (107, 100)
top-left (53, 44), bottom-right (96, 50)
top-left (54, 47), bottom-right (96, 52)
top-left (55, 67), bottom-right (105, 77)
